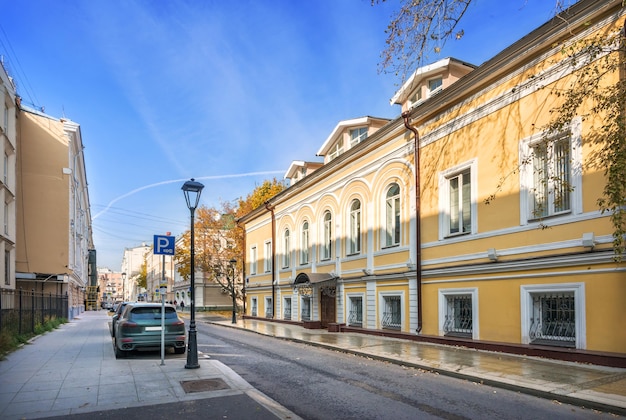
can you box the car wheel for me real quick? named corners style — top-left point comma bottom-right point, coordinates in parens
top-left (114, 342), bottom-right (127, 359)
top-left (174, 347), bottom-right (186, 354)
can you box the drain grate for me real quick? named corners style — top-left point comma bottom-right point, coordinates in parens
top-left (180, 378), bottom-right (230, 393)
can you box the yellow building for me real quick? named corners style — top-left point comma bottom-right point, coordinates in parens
top-left (16, 107), bottom-right (94, 319)
top-left (239, 0), bottom-right (625, 362)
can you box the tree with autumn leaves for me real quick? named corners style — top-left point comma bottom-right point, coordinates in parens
top-left (174, 178), bottom-right (286, 308)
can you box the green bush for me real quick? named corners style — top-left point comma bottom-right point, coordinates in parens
top-left (0, 317), bottom-right (67, 359)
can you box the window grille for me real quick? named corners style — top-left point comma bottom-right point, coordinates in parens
top-left (301, 297), bottom-right (311, 321)
top-left (251, 298), bottom-right (258, 317)
top-left (443, 295), bottom-right (472, 337)
top-left (381, 296), bottom-right (401, 329)
top-left (283, 298), bottom-right (292, 320)
top-left (529, 292), bottom-right (575, 347)
top-left (348, 296), bottom-right (363, 327)
top-left (265, 298), bottom-right (273, 318)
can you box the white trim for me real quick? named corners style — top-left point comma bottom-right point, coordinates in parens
top-left (438, 159), bottom-right (478, 240)
top-left (378, 291), bottom-right (405, 330)
top-left (346, 292), bottom-right (365, 326)
top-left (520, 282), bottom-right (585, 349)
top-left (438, 287), bottom-right (479, 339)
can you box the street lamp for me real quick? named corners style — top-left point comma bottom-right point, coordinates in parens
top-left (121, 272), bottom-right (126, 301)
top-left (182, 178), bottom-right (204, 369)
top-left (229, 258), bottom-right (237, 324)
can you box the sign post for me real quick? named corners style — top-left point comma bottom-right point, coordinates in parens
top-left (154, 234), bottom-right (175, 365)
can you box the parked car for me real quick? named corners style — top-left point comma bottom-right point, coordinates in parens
top-left (113, 302), bottom-right (186, 358)
top-left (110, 301), bottom-right (132, 337)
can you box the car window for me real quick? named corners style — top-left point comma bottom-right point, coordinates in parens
top-left (129, 307), bottom-right (178, 320)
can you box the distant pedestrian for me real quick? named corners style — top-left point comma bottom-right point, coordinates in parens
top-left (180, 301), bottom-right (185, 311)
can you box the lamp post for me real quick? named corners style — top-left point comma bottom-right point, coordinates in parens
top-left (121, 272), bottom-right (126, 301)
top-left (229, 258), bottom-right (237, 324)
top-left (182, 178), bottom-right (204, 369)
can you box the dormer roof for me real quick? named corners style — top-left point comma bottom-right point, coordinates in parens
top-left (390, 57), bottom-right (476, 106)
top-left (316, 116), bottom-right (390, 157)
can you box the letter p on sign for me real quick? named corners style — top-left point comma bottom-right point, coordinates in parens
top-left (154, 235), bottom-right (175, 255)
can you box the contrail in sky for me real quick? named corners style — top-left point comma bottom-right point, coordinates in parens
top-left (93, 171), bottom-right (284, 220)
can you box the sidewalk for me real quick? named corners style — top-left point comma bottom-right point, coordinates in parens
top-left (207, 317), bottom-right (626, 416)
top-left (0, 311), bottom-right (300, 420)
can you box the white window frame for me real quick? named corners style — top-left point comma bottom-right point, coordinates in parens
top-left (428, 77), bottom-right (443, 96)
top-left (348, 199), bottom-right (361, 255)
top-left (321, 211), bottom-right (332, 261)
top-left (264, 241), bottom-right (272, 273)
top-left (251, 297), bottom-right (258, 317)
top-left (379, 291), bottom-right (404, 330)
top-left (347, 293), bottom-right (364, 327)
top-left (328, 139), bottom-right (344, 161)
top-left (384, 183), bottom-right (401, 247)
top-left (250, 246), bottom-right (257, 275)
top-left (265, 296), bottom-right (273, 318)
top-left (520, 283), bottom-right (585, 349)
top-left (300, 221), bottom-right (309, 265)
top-left (519, 117), bottom-right (582, 225)
top-left (438, 288), bottom-right (479, 339)
top-left (438, 159), bottom-right (478, 240)
top-left (282, 228), bottom-right (290, 269)
top-left (349, 127), bottom-right (368, 147)
top-left (283, 296), bottom-right (292, 320)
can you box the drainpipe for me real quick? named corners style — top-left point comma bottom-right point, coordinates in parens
top-left (265, 202), bottom-right (276, 319)
top-left (402, 111), bottom-right (423, 334)
top-left (237, 219), bottom-right (247, 316)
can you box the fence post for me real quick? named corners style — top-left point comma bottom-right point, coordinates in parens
top-left (18, 288), bottom-right (22, 335)
top-left (31, 289), bottom-right (35, 333)
top-left (40, 292), bottom-right (44, 325)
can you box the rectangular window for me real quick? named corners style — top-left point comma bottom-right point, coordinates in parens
top-left (264, 241), bottom-right (272, 273)
top-left (439, 160), bottom-right (477, 240)
top-left (531, 134), bottom-right (571, 218)
top-left (428, 77), bottom-right (443, 96)
top-left (4, 250), bottom-right (9, 285)
top-left (3, 103), bottom-right (8, 134)
top-left (381, 295), bottom-right (401, 330)
top-left (301, 297), bottom-right (311, 321)
top-left (348, 296), bottom-right (363, 327)
top-left (328, 139), bottom-right (344, 161)
top-left (3, 153), bottom-right (7, 185)
top-left (250, 246), bottom-right (257, 275)
top-left (283, 297), bottom-right (292, 320)
top-left (529, 292), bottom-right (576, 347)
top-left (251, 297), bottom-right (258, 317)
top-left (349, 201), bottom-right (361, 255)
top-left (265, 297), bottom-right (273, 318)
top-left (443, 295), bottom-right (473, 337)
top-left (520, 118), bottom-right (582, 224)
top-left (3, 202), bottom-right (8, 235)
top-left (448, 169), bottom-right (471, 235)
top-left (322, 214), bottom-right (332, 260)
top-left (300, 222), bottom-right (309, 265)
top-left (521, 283), bottom-right (584, 349)
top-left (349, 127), bottom-right (368, 147)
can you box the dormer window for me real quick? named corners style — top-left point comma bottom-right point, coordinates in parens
top-left (350, 127), bottom-right (368, 147)
top-left (328, 138), bottom-right (344, 161)
top-left (428, 77), bottom-right (443, 96)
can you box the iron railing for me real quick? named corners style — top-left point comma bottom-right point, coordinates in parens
top-left (0, 288), bottom-right (68, 336)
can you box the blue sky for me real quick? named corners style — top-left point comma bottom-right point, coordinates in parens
top-left (0, 0), bottom-right (569, 269)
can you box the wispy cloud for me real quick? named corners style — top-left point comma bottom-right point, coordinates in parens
top-left (93, 170), bottom-right (284, 220)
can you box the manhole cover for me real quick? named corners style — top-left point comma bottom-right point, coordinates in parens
top-left (180, 378), bottom-right (230, 393)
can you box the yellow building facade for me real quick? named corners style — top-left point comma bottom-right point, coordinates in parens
top-left (239, 0), bottom-right (626, 360)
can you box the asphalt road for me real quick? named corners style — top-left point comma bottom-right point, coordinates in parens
top-left (196, 322), bottom-right (617, 420)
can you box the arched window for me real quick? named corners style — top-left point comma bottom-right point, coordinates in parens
top-left (349, 199), bottom-right (361, 255)
top-left (283, 228), bottom-right (290, 268)
top-left (300, 221), bottom-right (309, 265)
top-left (322, 211), bottom-right (332, 260)
top-left (385, 183), bottom-right (401, 247)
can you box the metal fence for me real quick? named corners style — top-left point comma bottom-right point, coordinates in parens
top-left (0, 288), bottom-right (68, 336)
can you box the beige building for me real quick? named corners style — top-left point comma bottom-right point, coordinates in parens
top-left (239, 0), bottom-right (625, 364)
top-left (15, 107), bottom-right (94, 319)
top-left (121, 243), bottom-right (151, 301)
top-left (97, 268), bottom-right (124, 304)
top-left (0, 60), bottom-right (17, 292)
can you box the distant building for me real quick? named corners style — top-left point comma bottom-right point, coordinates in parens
top-left (121, 243), bottom-right (151, 301)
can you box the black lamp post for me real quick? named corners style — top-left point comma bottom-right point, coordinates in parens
top-left (182, 178), bottom-right (204, 369)
top-left (229, 258), bottom-right (237, 324)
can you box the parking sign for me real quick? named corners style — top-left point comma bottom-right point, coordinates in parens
top-left (154, 235), bottom-right (175, 255)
